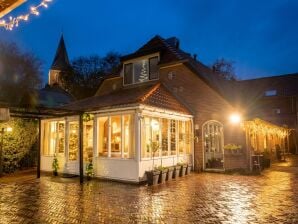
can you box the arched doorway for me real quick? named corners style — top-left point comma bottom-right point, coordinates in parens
top-left (202, 120), bottom-right (224, 170)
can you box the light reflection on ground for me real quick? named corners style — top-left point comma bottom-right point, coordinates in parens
top-left (0, 156), bottom-right (298, 223)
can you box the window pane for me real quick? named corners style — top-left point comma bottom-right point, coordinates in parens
top-left (111, 116), bottom-right (121, 157)
top-left (179, 121), bottom-right (185, 154)
top-left (149, 57), bottom-right (159, 80)
top-left (68, 121), bottom-right (79, 161)
top-left (57, 122), bottom-right (65, 154)
top-left (123, 115), bottom-right (134, 159)
top-left (161, 118), bottom-right (168, 156)
top-left (83, 120), bottom-right (93, 162)
top-left (170, 120), bottom-right (176, 155)
top-left (124, 63), bottom-right (133, 85)
top-left (151, 118), bottom-right (160, 157)
top-left (98, 117), bottom-right (108, 157)
top-left (185, 121), bottom-right (191, 154)
top-left (134, 60), bottom-right (149, 83)
top-left (142, 117), bottom-right (151, 158)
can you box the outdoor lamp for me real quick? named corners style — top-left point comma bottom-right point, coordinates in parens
top-left (229, 113), bottom-right (242, 124)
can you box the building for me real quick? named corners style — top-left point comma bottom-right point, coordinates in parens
top-left (39, 35), bottom-right (290, 183)
top-left (228, 74), bottom-right (298, 154)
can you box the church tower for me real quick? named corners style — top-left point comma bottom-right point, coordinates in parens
top-left (48, 35), bottom-right (71, 86)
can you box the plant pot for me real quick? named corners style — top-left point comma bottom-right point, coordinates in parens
top-left (180, 165), bottom-right (187, 177)
top-left (146, 170), bottom-right (160, 186)
top-left (166, 167), bottom-right (175, 181)
top-left (86, 175), bottom-right (92, 181)
top-left (53, 171), bottom-right (58, 176)
top-left (186, 164), bottom-right (192, 175)
top-left (173, 165), bottom-right (181, 179)
top-left (159, 169), bottom-right (168, 184)
top-left (263, 158), bottom-right (271, 168)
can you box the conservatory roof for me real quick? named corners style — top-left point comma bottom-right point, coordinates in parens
top-left (62, 83), bottom-right (191, 115)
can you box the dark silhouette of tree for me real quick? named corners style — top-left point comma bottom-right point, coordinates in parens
top-left (211, 58), bottom-right (237, 81)
top-left (0, 41), bottom-right (42, 106)
top-left (61, 52), bottom-right (120, 99)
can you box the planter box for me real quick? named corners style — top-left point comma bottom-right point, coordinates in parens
top-left (146, 170), bottom-right (160, 186)
top-left (186, 165), bottom-right (192, 175)
top-left (173, 165), bottom-right (181, 179)
top-left (167, 167), bottom-right (175, 181)
top-left (158, 169), bottom-right (168, 184)
top-left (180, 165), bottom-right (187, 177)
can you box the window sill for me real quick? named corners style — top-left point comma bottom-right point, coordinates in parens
top-left (95, 157), bottom-right (134, 161)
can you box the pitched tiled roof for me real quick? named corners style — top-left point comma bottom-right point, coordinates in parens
top-left (120, 35), bottom-right (230, 99)
top-left (62, 83), bottom-right (191, 114)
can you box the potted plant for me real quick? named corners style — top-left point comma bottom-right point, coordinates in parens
top-left (177, 162), bottom-right (187, 177)
top-left (146, 141), bottom-right (161, 186)
top-left (186, 164), bottom-right (192, 175)
top-left (167, 166), bottom-right (175, 181)
top-left (157, 166), bottom-right (168, 184)
top-left (52, 155), bottom-right (59, 176)
top-left (85, 161), bottom-right (94, 181)
top-left (173, 164), bottom-right (181, 179)
top-left (262, 150), bottom-right (271, 168)
top-left (224, 143), bottom-right (242, 154)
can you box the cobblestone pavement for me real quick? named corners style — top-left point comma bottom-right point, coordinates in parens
top-left (1, 157), bottom-right (298, 224)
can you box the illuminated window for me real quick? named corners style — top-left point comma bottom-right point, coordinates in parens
top-left (111, 116), bottom-right (121, 158)
top-left (170, 120), bottom-right (176, 155)
top-left (68, 121), bottom-right (79, 161)
top-left (83, 120), bottom-right (93, 162)
top-left (97, 114), bottom-right (134, 159)
top-left (178, 121), bottom-right (185, 154)
top-left (98, 117), bottom-right (109, 157)
top-left (161, 118), bottom-right (168, 156)
top-left (123, 56), bottom-right (159, 85)
top-left (42, 120), bottom-right (65, 156)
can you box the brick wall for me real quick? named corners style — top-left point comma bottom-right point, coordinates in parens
top-left (159, 63), bottom-right (246, 170)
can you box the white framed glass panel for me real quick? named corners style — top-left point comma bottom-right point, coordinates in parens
top-left (161, 118), bottom-right (168, 156)
top-left (83, 120), bottom-right (93, 162)
top-left (68, 121), bottom-right (79, 161)
top-left (170, 120), bottom-right (176, 155)
top-left (111, 116), bottom-right (121, 158)
top-left (98, 117), bottom-right (109, 157)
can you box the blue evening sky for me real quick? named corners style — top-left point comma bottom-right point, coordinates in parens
top-left (0, 0), bottom-right (298, 83)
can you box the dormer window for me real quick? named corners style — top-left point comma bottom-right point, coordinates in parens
top-left (123, 56), bottom-right (159, 85)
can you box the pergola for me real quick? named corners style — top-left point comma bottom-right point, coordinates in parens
top-left (242, 118), bottom-right (291, 170)
top-left (0, 105), bottom-right (86, 183)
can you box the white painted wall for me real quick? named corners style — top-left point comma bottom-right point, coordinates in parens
top-left (94, 157), bottom-right (138, 182)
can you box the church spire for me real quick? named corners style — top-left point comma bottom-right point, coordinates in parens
top-left (51, 35), bottom-right (70, 71)
top-left (48, 35), bottom-right (71, 86)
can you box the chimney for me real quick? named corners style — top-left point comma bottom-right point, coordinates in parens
top-left (193, 54), bottom-right (197, 61)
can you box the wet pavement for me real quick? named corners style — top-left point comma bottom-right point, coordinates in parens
top-left (0, 156), bottom-right (298, 224)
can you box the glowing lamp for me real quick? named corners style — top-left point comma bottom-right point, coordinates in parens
top-left (151, 119), bottom-right (159, 131)
top-left (6, 127), bottom-right (12, 132)
top-left (229, 113), bottom-right (241, 124)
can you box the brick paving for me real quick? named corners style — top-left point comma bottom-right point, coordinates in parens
top-left (0, 157), bottom-right (298, 224)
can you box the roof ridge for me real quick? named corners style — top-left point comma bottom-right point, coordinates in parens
top-left (139, 83), bottom-right (161, 102)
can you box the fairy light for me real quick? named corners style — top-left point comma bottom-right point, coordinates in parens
top-left (0, 0), bottom-right (52, 30)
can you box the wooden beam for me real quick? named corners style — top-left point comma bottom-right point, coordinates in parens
top-left (37, 118), bottom-right (41, 178)
top-left (79, 114), bottom-right (84, 183)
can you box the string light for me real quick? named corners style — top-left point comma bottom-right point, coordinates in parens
top-left (0, 0), bottom-right (52, 30)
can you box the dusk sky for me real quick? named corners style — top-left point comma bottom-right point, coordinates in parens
top-left (1, 0), bottom-right (298, 83)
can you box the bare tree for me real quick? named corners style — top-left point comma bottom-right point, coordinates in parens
top-left (0, 41), bottom-right (42, 105)
top-left (211, 58), bottom-right (237, 81)
top-left (61, 52), bottom-right (121, 99)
